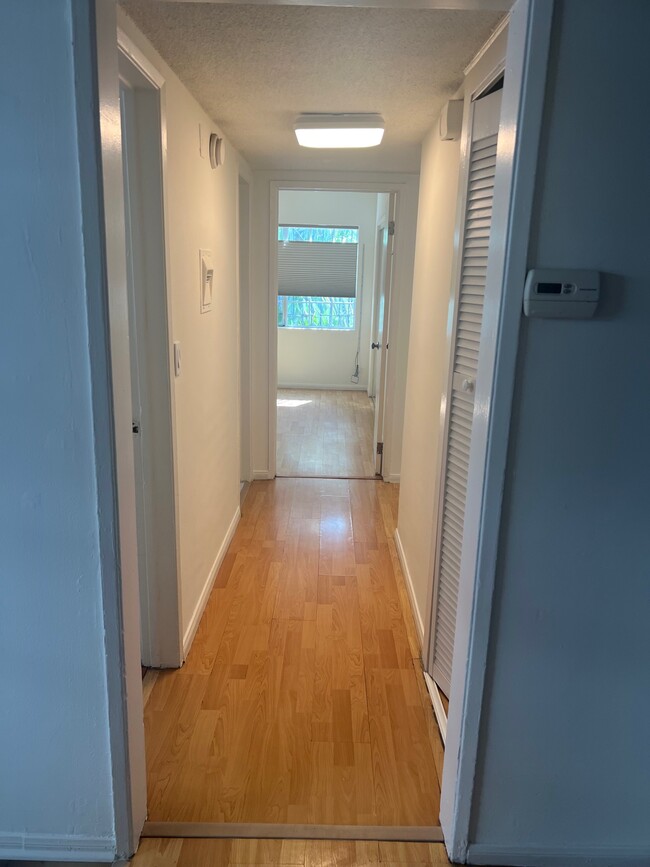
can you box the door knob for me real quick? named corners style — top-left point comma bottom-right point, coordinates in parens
top-left (462, 378), bottom-right (475, 393)
top-left (371, 342), bottom-right (381, 349)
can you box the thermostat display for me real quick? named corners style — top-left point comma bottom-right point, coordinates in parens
top-left (523, 269), bottom-right (600, 319)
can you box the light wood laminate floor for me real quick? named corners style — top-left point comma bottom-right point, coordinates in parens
top-left (144, 480), bottom-right (443, 826)
top-left (276, 389), bottom-right (376, 478)
top-left (129, 838), bottom-right (452, 865)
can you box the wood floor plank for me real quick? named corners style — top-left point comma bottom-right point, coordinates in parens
top-left (144, 479), bottom-right (442, 826)
top-left (128, 837), bottom-right (452, 865)
top-left (276, 389), bottom-right (376, 479)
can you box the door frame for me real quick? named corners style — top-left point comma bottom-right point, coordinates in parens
top-left (438, 0), bottom-right (554, 859)
top-left (238, 174), bottom-right (253, 484)
top-left (118, 29), bottom-right (183, 669)
top-left (91, 0), bottom-right (553, 858)
top-left (367, 223), bottom-right (384, 400)
top-left (371, 195), bottom-right (397, 476)
top-left (267, 181), bottom-right (403, 480)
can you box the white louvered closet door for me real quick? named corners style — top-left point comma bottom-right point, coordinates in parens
top-left (430, 87), bottom-right (502, 698)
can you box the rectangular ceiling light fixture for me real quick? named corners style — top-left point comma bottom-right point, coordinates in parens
top-left (294, 113), bottom-right (385, 148)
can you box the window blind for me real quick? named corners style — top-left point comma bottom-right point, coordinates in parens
top-left (278, 237), bottom-right (358, 298)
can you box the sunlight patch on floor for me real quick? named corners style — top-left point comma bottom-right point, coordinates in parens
top-left (277, 398), bottom-right (312, 408)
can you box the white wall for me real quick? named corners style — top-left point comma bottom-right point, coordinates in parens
top-left (396, 127), bottom-right (461, 635)
top-left (277, 190), bottom-right (378, 390)
top-left (0, 1), bottom-right (116, 858)
top-left (470, 0), bottom-right (650, 861)
top-left (251, 173), bottom-right (419, 482)
top-left (118, 11), bottom-right (251, 650)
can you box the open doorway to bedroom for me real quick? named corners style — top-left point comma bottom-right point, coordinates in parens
top-left (275, 189), bottom-right (394, 480)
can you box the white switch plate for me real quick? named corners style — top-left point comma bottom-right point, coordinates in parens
top-left (199, 249), bottom-right (214, 313)
top-left (173, 341), bottom-right (181, 377)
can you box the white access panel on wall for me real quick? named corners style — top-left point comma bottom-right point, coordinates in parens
top-left (428, 86), bottom-right (503, 698)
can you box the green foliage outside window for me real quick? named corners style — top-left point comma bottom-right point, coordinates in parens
top-left (277, 296), bottom-right (355, 330)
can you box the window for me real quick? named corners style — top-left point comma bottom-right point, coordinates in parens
top-left (277, 295), bottom-right (356, 329)
top-left (278, 225), bottom-right (359, 330)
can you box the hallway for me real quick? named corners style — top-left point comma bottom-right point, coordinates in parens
top-left (276, 390), bottom-right (376, 479)
top-left (144, 479), bottom-right (443, 826)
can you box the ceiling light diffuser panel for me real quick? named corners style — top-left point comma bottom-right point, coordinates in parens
top-left (294, 113), bottom-right (385, 148)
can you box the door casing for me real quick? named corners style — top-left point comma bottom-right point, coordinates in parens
top-left (118, 34), bottom-right (182, 670)
top-left (267, 181), bottom-right (406, 481)
top-left (370, 196), bottom-right (397, 476)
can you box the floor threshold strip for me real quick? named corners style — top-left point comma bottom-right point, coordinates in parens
top-left (142, 823), bottom-right (444, 843)
top-left (274, 474), bottom-right (381, 481)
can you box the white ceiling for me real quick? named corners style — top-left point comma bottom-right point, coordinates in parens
top-left (120, 1), bottom-right (503, 172)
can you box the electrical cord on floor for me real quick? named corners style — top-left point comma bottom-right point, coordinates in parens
top-left (351, 349), bottom-right (360, 384)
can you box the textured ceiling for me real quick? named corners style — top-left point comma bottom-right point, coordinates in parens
top-left (120, 2), bottom-right (503, 172)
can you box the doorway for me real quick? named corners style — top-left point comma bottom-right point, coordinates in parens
top-left (118, 45), bottom-right (182, 669)
top-left (239, 175), bottom-right (252, 494)
top-left (274, 189), bottom-right (397, 481)
top-left (93, 4), bottom-right (544, 857)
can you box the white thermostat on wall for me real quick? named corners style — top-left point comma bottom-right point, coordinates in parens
top-left (523, 268), bottom-right (600, 319)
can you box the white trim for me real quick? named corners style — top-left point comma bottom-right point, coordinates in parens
top-left (0, 833), bottom-right (115, 862)
top-left (253, 470), bottom-right (274, 480)
top-left (268, 184), bottom-right (280, 479)
top-left (117, 32), bottom-right (183, 670)
top-left (423, 671), bottom-right (448, 745)
top-left (85, 3), bottom-right (148, 855)
top-left (463, 13), bottom-right (511, 76)
top-left (238, 174), bottom-right (253, 484)
top-left (116, 30), bottom-right (165, 89)
top-left (383, 473), bottom-right (400, 484)
top-left (278, 382), bottom-right (368, 391)
top-left (440, 1), bottom-right (554, 860)
top-left (182, 507), bottom-right (241, 657)
top-left (264, 175), bottom-right (418, 482)
top-left (467, 844), bottom-right (650, 866)
top-left (142, 668), bottom-right (160, 708)
top-left (394, 528), bottom-right (424, 644)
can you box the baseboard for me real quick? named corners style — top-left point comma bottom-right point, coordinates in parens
top-left (278, 383), bottom-right (368, 391)
top-left (0, 832), bottom-right (115, 861)
top-left (252, 470), bottom-right (273, 480)
top-left (423, 671), bottom-right (448, 746)
top-left (383, 473), bottom-right (400, 484)
top-left (182, 506), bottom-right (240, 657)
top-left (394, 528), bottom-right (425, 645)
top-left (142, 668), bottom-right (159, 708)
top-left (468, 843), bottom-right (650, 866)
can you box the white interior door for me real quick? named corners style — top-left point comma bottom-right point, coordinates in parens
top-left (120, 80), bottom-right (151, 664)
top-left (428, 86), bottom-right (503, 698)
top-left (371, 195), bottom-right (396, 476)
top-left (119, 54), bottom-right (182, 669)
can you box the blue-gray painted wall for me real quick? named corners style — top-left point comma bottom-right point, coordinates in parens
top-left (0, 0), bottom-right (115, 852)
top-left (472, 0), bottom-right (650, 854)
